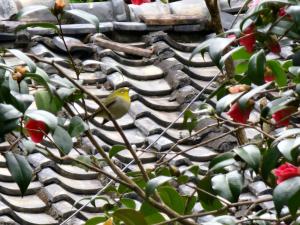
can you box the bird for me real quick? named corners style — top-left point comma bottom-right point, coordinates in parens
top-left (85, 87), bottom-right (131, 125)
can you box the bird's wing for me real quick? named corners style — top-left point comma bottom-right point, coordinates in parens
top-left (102, 95), bottom-right (119, 109)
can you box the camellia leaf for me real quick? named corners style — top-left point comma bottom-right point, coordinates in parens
top-left (197, 175), bottom-right (223, 211)
top-left (261, 147), bottom-right (281, 181)
top-left (272, 128), bottom-right (300, 146)
top-left (109, 145), bottom-right (126, 158)
top-left (209, 152), bottom-right (236, 171)
top-left (25, 110), bottom-right (57, 130)
top-left (113, 209), bottom-right (148, 225)
top-left (16, 5), bottom-right (49, 19)
top-left (140, 201), bottom-right (166, 224)
top-left (120, 198), bottom-right (136, 209)
top-left (5, 152), bottom-right (33, 196)
top-left (277, 138), bottom-right (296, 161)
top-left (53, 126), bottom-right (73, 155)
top-left (261, 96), bottom-right (296, 119)
top-left (287, 6), bottom-right (300, 26)
top-left (85, 216), bottom-right (107, 225)
top-left (266, 60), bottom-right (287, 87)
top-left (25, 72), bottom-right (53, 95)
top-left (220, 46), bottom-right (251, 68)
top-left (234, 144), bottom-right (261, 171)
top-left (238, 82), bottom-right (272, 109)
top-left (0, 104), bottom-right (22, 137)
top-left (183, 110), bottom-right (198, 135)
top-left (190, 39), bottom-right (214, 62)
top-left (35, 90), bottom-right (63, 114)
top-left (68, 116), bottom-right (88, 137)
top-left (145, 176), bottom-right (173, 197)
top-left (66, 9), bottom-right (100, 33)
top-left (158, 186), bottom-right (185, 214)
top-left (15, 22), bottom-right (59, 33)
top-left (8, 49), bottom-right (36, 73)
top-left (216, 92), bottom-right (244, 114)
top-left (247, 49), bottom-right (266, 85)
top-left (273, 177), bottom-right (300, 217)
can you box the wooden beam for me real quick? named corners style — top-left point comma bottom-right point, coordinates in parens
top-left (92, 36), bottom-right (154, 58)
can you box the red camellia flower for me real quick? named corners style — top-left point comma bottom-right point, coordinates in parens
top-left (267, 41), bottom-right (281, 54)
top-left (274, 163), bottom-right (300, 184)
top-left (25, 119), bottom-right (48, 143)
top-left (264, 74), bottom-right (275, 82)
top-left (239, 25), bottom-right (256, 53)
top-left (227, 102), bottom-right (253, 124)
top-left (131, 0), bottom-right (150, 5)
top-left (272, 107), bottom-right (296, 127)
top-left (278, 7), bottom-right (287, 17)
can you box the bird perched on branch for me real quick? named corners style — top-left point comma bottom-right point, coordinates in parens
top-left (85, 87), bottom-right (131, 125)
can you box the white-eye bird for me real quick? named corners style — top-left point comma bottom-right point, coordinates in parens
top-left (86, 87), bottom-right (131, 125)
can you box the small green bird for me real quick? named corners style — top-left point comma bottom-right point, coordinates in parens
top-left (86, 87), bottom-right (131, 125)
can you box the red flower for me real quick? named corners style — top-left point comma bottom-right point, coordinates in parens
top-left (264, 74), bottom-right (275, 82)
top-left (274, 163), bottom-right (300, 184)
top-left (278, 7), bottom-right (287, 17)
top-left (239, 25), bottom-right (256, 53)
top-left (272, 108), bottom-right (296, 127)
top-left (268, 41), bottom-right (281, 54)
top-left (131, 0), bottom-right (150, 5)
top-left (227, 102), bottom-right (253, 124)
top-left (25, 119), bottom-right (48, 143)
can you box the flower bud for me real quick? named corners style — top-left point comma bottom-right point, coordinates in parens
top-left (12, 66), bottom-right (27, 82)
top-left (54, 0), bottom-right (66, 14)
top-left (228, 84), bottom-right (251, 94)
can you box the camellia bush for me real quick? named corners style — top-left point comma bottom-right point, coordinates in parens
top-left (2, 0), bottom-right (300, 225)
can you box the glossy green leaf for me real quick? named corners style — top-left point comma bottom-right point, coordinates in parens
top-left (261, 147), bottom-right (281, 181)
top-left (183, 110), bottom-right (198, 134)
top-left (68, 116), bottom-right (88, 137)
top-left (120, 198), bottom-right (136, 209)
top-left (66, 9), bottom-right (100, 33)
top-left (17, 5), bottom-right (49, 19)
top-left (277, 138), bottom-right (296, 161)
top-left (85, 216), bottom-right (107, 225)
top-left (113, 209), bottom-right (148, 225)
top-left (273, 129), bottom-right (300, 146)
top-left (266, 60), bottom-right (287, 87)
top-left (247, 49), bottom-right (266, 85)
top-left (238, 82), bottom-right (272, 109)
top-left (208, 38), bottom-right (234, 69)
top-left (158, 186), bottom-right (185, 214)
top-left (140, 201), bottom-right (166, 224)
top-left (15, 22), bottom-right (59, 33)
top-left (212, 171), bottom-right (243, 202)
top-left (216, 92), bottom-right (244, 114)
top-left (197, 175), bottom-right (223, 211)
top-left (287, 6), bottom-right (300, 26)
top-left (145, 176), bottom-right (173, 197)
top-left (53, 126), bottom-right (73, 155)
top-left (273, 177), bottom-right (300, 217)
top-left (261, 96), bottom-right (296, 119)
top-left (209, 152), bottom-right (236, 171)
top-left (8, 49), bottom-right (36, 73)
top-left (190, 39), bottom-right (213, 62)
top-left (220, 46), bottom-right (251, 68)
top-left (5, 152), bottom-right (33, 196)
top-left (25, 110), bottom-right (57, 130)
top-left (109, 145), bottom-right (126, 158)
top-left (234, 144), bottom-right (261, 171)
top-left (0, 104), bottom-right (22, 137)
top-left (25, 72), bottom-right (53, 95)
top-left (35, 90), bottom-right (63, 114)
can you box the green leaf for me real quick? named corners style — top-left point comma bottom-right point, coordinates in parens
top-left (261, 96), bottom-right (296, 119)
top-left (277, 138), bottom-right (296, 161)
top-left (183, 110), bottom-right (198, 134)
top-left (140, 201), bottom-right (165, 224)
top-left (0, 104), bottom-right (22, 137)
top-left (85, 216), bottom-right (107, 225)
top-left (212, 171), bottom-right (243, 202)
top-left (209, 152), bottom-right (236, 171)
top-left (238, 82), bottom-right (272, 109)
top-left (234, 144), bottom-right (261, 171)
top-left (261, 147), bottom-right (281, 181)
top-left (120, 198), bottom-right (136, 209)
top-left (273, 128), bottom-right (300, 145)
top-left (21, 139), bottom-right (36, 153)
top-left (273, 177), bottom-right (300, 217)
top-left (8, 49), bottom-right (36, 73)
top-left (5, 152), bottom-right (33, 196)
top-left (216, 92), bottom-right (244, 114)
top-left (190, 39), bottom-right (213, 62)
top-left (25, 110), bottom-right (57, 130)
top-left (208, 38), bottom-right (234, 69)
top-left (197, 175), bottom-right (223, 211)
top-left (109, 145), bottom-right (126, 158)
top-left (266, 60), bottom-right (287, 87)
top-left (68, 116), bottom-right (88, 137)
top-left (25, 72), bottom-right (53, 95)
top-left (17, 5), bottom-right (49, 19)
top-left (220, 46), bottom-right (251, 68)
top-left (158, 186), bottom-right (185, 214)
top-left (145, 176), bottom-right (173, 197)
top-left (66, 9), bottom-right (100, 33)
top-left (113, 209), bottom-right (148, 225)
top-left (15, 22), bottom-right (59, 33)
top-left (53, 126), bottom-right (73, 155)
top-left (247, 49), bottom-right (266, 85)
top-left (35, 90), bottom-right (63, 114)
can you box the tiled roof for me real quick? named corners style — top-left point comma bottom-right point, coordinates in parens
top-left (0, 1), bottom-right (281, 225)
